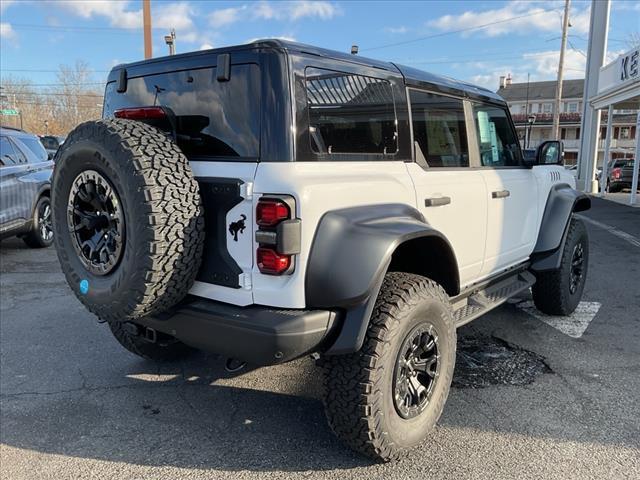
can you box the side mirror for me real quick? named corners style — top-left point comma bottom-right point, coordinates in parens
top-left (536, 140), bottom-right (564, 166)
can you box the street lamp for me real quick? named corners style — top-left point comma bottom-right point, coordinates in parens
top-left (527, 114), bottom-right (536, 149)
top-left (164, 29), bottom-right (176, 55)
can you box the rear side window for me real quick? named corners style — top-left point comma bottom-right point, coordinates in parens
top-left (103, 64), bottom-right (261, 160)
top-left (409, 90), bottom-right (469, 168)
top-left (17, 137), bottom-right (48, 163)
top-left (0, 136), bottom-right (17, 166)
top-left (305, 68), bottom-right (397, 159)
top-left (473, 105), bottom-right (522, 167)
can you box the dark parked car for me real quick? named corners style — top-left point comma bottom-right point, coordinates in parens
top-left (0, 127), bottom-right (54, 247)
top-left (606, 159), bottom-right (637, 192)
top-left (39, 135), bottom-right (65, 159)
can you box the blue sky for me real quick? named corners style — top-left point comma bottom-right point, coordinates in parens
top-left (1, 0), bottom-right (639, 91)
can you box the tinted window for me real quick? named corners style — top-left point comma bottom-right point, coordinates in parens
top-left (0, 136), bottom-right (17, 166)
top-left (410, 90), bottom-right (469, 168)
top-left (9, 139), bottom-right (28, 164)
top-left (473, 105), bottom-right (522, 167)
top-left (40, 136), bottom-right (60, 150)
top-left (18, 136), bottom-right (49, 163)
top-left (103, 64), bottom-right (261, 160)
top-left (305, 68), bottom-right (397, 158)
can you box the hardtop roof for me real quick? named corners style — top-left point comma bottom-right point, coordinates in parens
top-left (109, 39), bottom-right (504, 104)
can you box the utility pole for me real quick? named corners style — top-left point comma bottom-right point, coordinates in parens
top-left (552, 0), bottom-right (571, 139)
top-left (143, 0), bottom-right (152, 59)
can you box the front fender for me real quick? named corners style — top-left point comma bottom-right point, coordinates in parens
top-left (531, 183), bottom-right (590, 272)
top-left (305, 203), bottom-right (456, 354)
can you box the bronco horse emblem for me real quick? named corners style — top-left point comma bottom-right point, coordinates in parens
top-left (228, 214), bottom-right (247, 241)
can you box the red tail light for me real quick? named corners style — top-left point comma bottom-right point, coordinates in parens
top-left (257, 248), bottom-right (291, 275)
top-left (612, 167), bottom-right (621, 179)
top-left (256, 199), bottom-right (290, 227)
top-left (114, 106), bottom-right (166, 120)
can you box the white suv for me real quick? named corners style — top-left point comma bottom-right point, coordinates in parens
top-left (51, 40), bottom-right (590, 461)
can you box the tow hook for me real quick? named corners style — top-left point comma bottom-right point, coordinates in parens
top-left (224, 358), bottom-right (247, 373)
top-left (122, 322), bottom-right (156, 343)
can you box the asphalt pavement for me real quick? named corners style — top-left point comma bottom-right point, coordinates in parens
top-left (1, 197), bottom-right (639, 479)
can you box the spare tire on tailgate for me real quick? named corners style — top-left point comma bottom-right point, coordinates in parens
top-left (52, 119), bottom-right (204, 323)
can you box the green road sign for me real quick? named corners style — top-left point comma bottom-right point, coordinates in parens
top-left (0, 109), bottom-right (19, 116)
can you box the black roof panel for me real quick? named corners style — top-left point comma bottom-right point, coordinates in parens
top-left (109, 39), bottom-right (504, 104)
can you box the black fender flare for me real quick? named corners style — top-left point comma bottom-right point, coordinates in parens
top-left (530, 183), bottom-right (590, 272)
top-left (305, 203), bottom-right (459, 355)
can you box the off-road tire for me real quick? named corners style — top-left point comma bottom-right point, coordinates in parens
top-left (321, 272), bottom-right (456, 462)
top-left (532, 217), bottom-right (588, 315)
top-left (52, 119), bottom-right (204, 323)
top-left (23, 196), bottom-right (54, 248)
top-left (108, 321), bottom-right (196, 362)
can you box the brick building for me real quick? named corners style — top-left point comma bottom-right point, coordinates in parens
top-left (496, 76), bottom-right (637, 166)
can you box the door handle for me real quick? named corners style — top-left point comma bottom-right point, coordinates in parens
top-left (492, 190), bottom-right (510, 199)
top-left (424, 196), bottom-right (451, 207)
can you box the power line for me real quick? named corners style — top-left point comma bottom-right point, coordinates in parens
top-left (9, 23), bottom-right (142, 34)
top-left (2, 101), bottom-right (101, 108)
top-left (1, 91), bottom-right (103, 98)
top-left (406, 50), bottom-right (570, 66)
top-left (1, 68), bottom-right (111, 73)
top-left (361, 7), bottom-right (560, 52)
top-left (5, 82), bottom-right (106, 87)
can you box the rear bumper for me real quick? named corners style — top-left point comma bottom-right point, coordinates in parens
top-left (136, 297), bottom-right (341, 365)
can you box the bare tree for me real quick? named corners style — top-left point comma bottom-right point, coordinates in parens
top-left (1, 61), bottom-right (103, 136)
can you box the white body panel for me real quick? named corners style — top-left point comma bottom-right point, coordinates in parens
top-left (405, 163), bottom-right (488, 287)
top-left (479, 169), bottom-right (539, 275)
top-left (251, 162), bottom-right (416, 308)
top-left (187, 160), bottom-right (569, 308)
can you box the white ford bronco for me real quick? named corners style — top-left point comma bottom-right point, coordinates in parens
top-left (52, 40), bottom-right (590, 461)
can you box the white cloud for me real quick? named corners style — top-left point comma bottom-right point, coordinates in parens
top-left (612, 1), bottom-right (640, 12)
top-left (385, 26), bottom-right (409, 34)
top-left (209, 1), bottom-right (339, 28)
top-left (155, 2), bottom-right (196, 31)
top-left (0, 0), bottom-right (16, 13)
top-left (0, 22), bottom-right (15, 40)
top-left (54, 0), bottom-right (142, 28)
top-left (209, 6), bottom-right (244, 28)
top-left (245, 35), bottom-right (297, 44)
top-left (199, 43), bottom-right (214, 50)
top-left (427, 1), bottom-right (590, 38)
top-left (288, 1), bottom-right (338, 20)
top-left (524, 49), bottom-right (587, 79)
top-left (52, 1), bottom-right (200, 43)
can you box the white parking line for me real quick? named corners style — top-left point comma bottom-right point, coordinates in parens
top-left (577, 214), bottom-right (640, 248)
top-left (515, 300), bottom-right (601, 338)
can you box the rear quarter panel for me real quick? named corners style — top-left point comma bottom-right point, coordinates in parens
top-left (252, 161), bottom-right (416, 308)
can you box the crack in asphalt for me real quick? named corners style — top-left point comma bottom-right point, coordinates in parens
top-left (0, 379), bottom-right (219, 399)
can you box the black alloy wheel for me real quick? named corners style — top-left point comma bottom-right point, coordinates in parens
top-left (569, 241), bottom-right (585, 295)
top-left (67, 169), bottom-right (124, 276)
top-left (393, 323), bottom-right (440, 419)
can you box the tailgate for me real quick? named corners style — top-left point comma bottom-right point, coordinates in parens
top-left (189, 162), bottom-right (258, 306)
